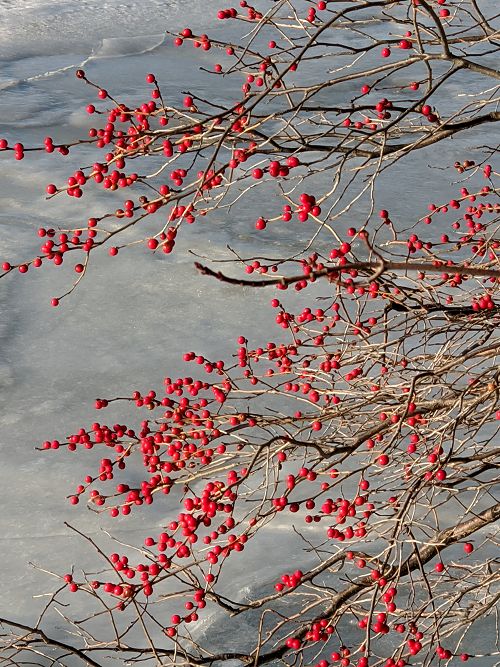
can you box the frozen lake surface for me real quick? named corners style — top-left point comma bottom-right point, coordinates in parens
top-left (0, 1), bottom-right (498, 663)
top-left (0, 0), bottom-right (268, 625)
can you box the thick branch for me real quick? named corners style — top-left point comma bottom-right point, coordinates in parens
top-left (0, 618), bottom-right (104, 667)
top-left (253, 502), bottom-right (500, 667)
top-left (194, 259), bottom-right (500, 288)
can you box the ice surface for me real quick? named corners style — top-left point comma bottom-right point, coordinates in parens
top-left (0, 0), bottom-right (245, 625)
top-left (0, 0), bottom-right (217, 59)
top-left (0, 0), bottom-right (498, 659)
